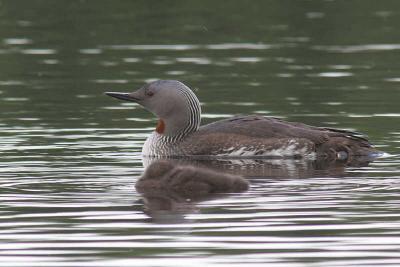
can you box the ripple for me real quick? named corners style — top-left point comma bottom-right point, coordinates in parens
top-left (103, 43), bottom-right (272, 51)
top-left (230, 57), bottom-right (263, 63)
top-left (165, 70), bottom-right (186, 75)
top-left (385, 78), bottom-right (400, 82)
top-left (79, 48), bottom-right (102, 54)
top-left (375, 10), bottom-right (393, 18)
top-left (202, 113), bottom-right (234, 118)
top-left (102, 61), bottom-right (119, 67)
top-left (2, 97), bottom-right (29, 101)
top-left (275, 57), bottom-right (295, 63)
top-left (313, 44), bottom-right (400, 53)
top-left (281, 37), bottom-right (310, 43)
top-left (17, 118), bottom-right (40, 121)
top-left (91, 79), bottom-right (129, 84)
top-left (1, 121), bottom-right (400, 267)
top-left (41, 59), bottom-right (59, 65)
top-left (125, 118), bottom-right (152, 122)
top-left (276, 73), bottom-right (294, 78)
top-left (2, 8), bottom-right (400, 266)
top-left (309, 72), bottom-right (353, 77)
top-left (143, 78), bottom-right (161, 83)
top-left (328, 65), bottom-right (352, 70)
top-left (0, 80), bottom-right (25, 86)
top-left (286, 65), bottom-right (313, 70)
top-left (151, 59), bottom-right (175, 65)
top-left (17, 20), bottom-right (32, 27)
top-left (21, 49), bottom-right (57, 55)
top-left (177, 57), bottom-right (211, 64)
top-left (347, 113), bottom-right (371, 118)
top-left (76, 94), bottom-right (94, 99)
top-left (373, 113), bottom-right (400, 117)
top-left (206, 43), bottom-right (271, 50)
top-left (218, 101), bottom-right (259, 106)
top-left (122, 57), bottom-right (141, 63)
top-left (3, 38), bottom-right (32, 45)
top-left (306, 12), bottom-right (325, 19)
top-left (104, 44), bottom-right (198, 50)
top-left (322, 102), bottom-right (343, 106)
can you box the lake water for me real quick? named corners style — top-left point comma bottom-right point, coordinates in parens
top-left (1, 1), bottom-right (400, 266)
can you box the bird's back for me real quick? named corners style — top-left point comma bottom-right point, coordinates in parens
top-left (180, 115), bottom-right (378, 159)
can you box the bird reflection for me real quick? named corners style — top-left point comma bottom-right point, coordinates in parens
top-left (142, 155), bottom-right (375, 178)
top-left (135, 160), bottom-right (249, 221)
top-left (135, 156), bottom-right (376, 222)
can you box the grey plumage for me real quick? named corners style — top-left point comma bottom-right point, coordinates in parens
top-left (105, 80), bottom-right (381, 161)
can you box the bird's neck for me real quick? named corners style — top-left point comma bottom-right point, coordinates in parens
top-left (155, 91), bottom-right (201, 141)
top-left (156, 111), bottom-right (201, 141)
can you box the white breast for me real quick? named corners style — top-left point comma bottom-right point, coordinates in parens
top-left (142, 132), bottom-right (177, 157)
top-left (142, 132), bottom-right (158, 157)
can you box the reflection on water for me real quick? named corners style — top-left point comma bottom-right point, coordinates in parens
top-left (142, 156), bottom-right (375, 178)
top-left (1, 0), bottom-right (400, 266)
top-left (312, 44), bottom-right (400, 53)
top-left (136, 160), bottom-right (249, 221)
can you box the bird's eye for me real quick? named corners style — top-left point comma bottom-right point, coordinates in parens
top-left (146, 91), bottom-right (154, 97)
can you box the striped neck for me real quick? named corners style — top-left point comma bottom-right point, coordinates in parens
top-left (159, 85), bottom-right (201, 142)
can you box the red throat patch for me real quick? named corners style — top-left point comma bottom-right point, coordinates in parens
top-left (155, 119), bottom-right (165, 134)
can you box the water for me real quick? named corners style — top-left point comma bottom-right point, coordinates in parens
top-left (1, 1), bottom-right (400, 266)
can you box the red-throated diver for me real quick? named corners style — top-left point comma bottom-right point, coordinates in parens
top-left (105, 80), bottom-right (380, 160)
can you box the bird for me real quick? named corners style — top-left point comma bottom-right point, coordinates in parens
top-left (105, 80), bottom-right (381, 160)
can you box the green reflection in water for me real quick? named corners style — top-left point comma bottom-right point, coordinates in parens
top-left (1, 1), bottom-right (400, 266)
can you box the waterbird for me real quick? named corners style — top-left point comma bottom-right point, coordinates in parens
top-left (105, 80), bottom-right (380, 160)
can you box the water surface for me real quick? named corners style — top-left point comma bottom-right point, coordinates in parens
top-left (1, 1), bottom-right (400, 266)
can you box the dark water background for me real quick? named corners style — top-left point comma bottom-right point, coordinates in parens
top-left (1, 1), bottom-right (400, 266)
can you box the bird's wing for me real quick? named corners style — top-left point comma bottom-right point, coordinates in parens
top-left (197, 115), bottom-right (373, 147)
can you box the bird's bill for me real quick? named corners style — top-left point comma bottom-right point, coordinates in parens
top-left (104, 91), bottom-right (142, 102)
